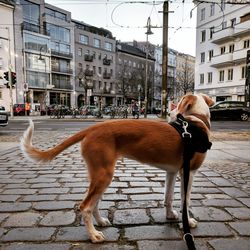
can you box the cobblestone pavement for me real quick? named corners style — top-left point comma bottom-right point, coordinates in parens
top-left (0, 131), bottom-right (250, 250)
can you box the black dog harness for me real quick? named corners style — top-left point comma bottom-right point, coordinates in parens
top-left (170, 114), bottom-right (212, 250)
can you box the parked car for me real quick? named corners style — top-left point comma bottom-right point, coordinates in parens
top-left (0, 106), bottom-right (8, 127)
top-left (80, 105), bottom-right (98, 115)
top-left (13, 104), bottom-right (26, 116)
top-left (210, 101), bottom-right (250, 121)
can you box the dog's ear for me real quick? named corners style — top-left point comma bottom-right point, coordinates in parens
top-left (177, 95), bottom-right (195, 114)
top-left (201, 94), bottom-right (214, 107)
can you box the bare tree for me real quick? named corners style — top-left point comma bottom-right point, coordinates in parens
top-left (176, 58), bottom-right (194, 99)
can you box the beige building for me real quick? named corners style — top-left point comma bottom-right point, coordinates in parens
top-left (73, 20), bottom-right (117, 108)
top-left (0, 0), bottom-right (15, 112)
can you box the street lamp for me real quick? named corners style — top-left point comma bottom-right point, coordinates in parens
top-left (38, 46), bottom-right (53, 116)
top-left (144, 17), bottom-right (153, 118)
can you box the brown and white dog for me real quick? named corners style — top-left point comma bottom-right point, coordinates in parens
top-left (20, 93), bottom-right (214, 243)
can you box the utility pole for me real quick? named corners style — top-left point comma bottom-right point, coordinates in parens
top-left (245, 50), bottom-right (250, 107)
top-left (161, 1), bottom-right (170, 119)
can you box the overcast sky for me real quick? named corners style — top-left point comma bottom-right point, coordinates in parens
top-left (47, 0), bottom-right (197, 56)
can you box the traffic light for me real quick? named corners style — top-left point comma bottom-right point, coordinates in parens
top-left (4, 71), bottom-right (9, 81)
top-left (11, 72), bottom-right (16, 87)
top-left (4, 82), bottom-right (10, 88)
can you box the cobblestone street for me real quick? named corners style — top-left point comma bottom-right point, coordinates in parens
top-left (0, 131), bottom-right (250, 250)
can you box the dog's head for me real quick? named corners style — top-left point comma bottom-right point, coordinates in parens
top-left (171, 94), bottom-right (214, 121)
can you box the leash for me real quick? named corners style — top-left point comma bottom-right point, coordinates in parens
top-left (181, 120), bottom-right (196, 250)
top-left (169, 114), bottom-right (212, 250)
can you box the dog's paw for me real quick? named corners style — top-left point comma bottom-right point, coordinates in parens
top-left (189, 218), bottom-right (198, 228)
top-left (97, 217), bottom-right (111, 227)
top-left (166, 210), bottom-right (179, 220)
top-left (90, 230), bottom-right (105, 243)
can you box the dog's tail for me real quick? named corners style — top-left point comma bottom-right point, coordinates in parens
top-left (20, 119), bottom-right (87, 163)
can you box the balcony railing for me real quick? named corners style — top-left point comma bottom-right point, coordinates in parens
top-left (234, 19), bottom-right (250, 37)
top-left (51, 49), bottom-right (73, 59)
top-left (103, 72), bottom-right (111, 79)
top-left (51, 66), bottom-right (73, 75)
top-left (233, 48), bottom-right (249, 64)
top-left (103, 58), bottom-right (111, 65)
top-left (85, 69), bottom-right (94, 77)
top-left (53, 82), bottom-right (73, 90)
top-left (211, 27), bottom-right (234, 45)
top-left (84, 54), bottom-right (94, 62)
top-left (210, 53), bottom-right (233, 68)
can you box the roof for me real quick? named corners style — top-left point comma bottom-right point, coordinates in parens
top-left (117, 42), bottom-right (155, 61)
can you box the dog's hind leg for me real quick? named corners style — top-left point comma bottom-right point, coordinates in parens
top-left (164, 171), bottom-right (179, 220)
top-left (180, 169), bottom-right (197, 228)
top-left (79, 165), bottom-right (114, 243)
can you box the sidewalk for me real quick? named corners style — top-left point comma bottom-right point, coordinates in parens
top-left (0, 131), bottom-right (249, 249)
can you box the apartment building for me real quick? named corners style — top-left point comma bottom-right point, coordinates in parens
top-left (73, 20), bottom-right (116, 108)
top-left (14, 0), bottom-right (74, 111)
top-left (0, 0), bottom-right (15, 112)
top-left (195, 0), bottom-right (250, 102)
top-left (116, 41), bottom-right (155, 108)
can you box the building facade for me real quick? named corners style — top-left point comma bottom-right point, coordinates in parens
top-left (195, 0), bottom-right (250, 102)
top-left (14, 0), bottom-right (74, 112)
top-left (116, 41), bottom-right (155, 109)
top-left (73, 20), bottom-right (117, 108)
top-left (0, 0), bottom-right (15, 112)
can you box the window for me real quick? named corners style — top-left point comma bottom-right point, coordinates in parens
top-left (241, 66), bottom-right (247, 79)
top-left (201, 30), bottom-right (206, 42)
top-left (210, 3), bottom-right (215, 16)
top-left (79, 35), bottom-right (89, 45)
top-left (208, 72), bottom-right (213, 83)
top-left (208, 50), bottom-right (214, 61)
top-left (94, 38), bottom-right (101, 48)
top-left (98, 67), bottom-right (102, 74)
top-left (200, 52), bottom-right (205, 63)
top-left (46, 24), bottom-right (70, 43)
top-left (231, 18), bottom-right (236, 27)
top-left (78, 48), bottom-right (82, 56)
top-left (228, 69), bottom-right (233, 81)
top-left (219, 70), bottom-right (224, 82)
top-left (93, 66), bottom-right (96, 74)
top-left (201, 8), bottom-right (205, 21)
top-left (105, 42), bottom-right (112, 51)
top-left (229, 44), bottom-right (234, 53)
top-left (221, 46), bottom-right (226, 54)
top-left (209, 27), bottom-right (214, 39)
top-left (244, 39), bottom-right (250, 48)
top-left (222, 21), bottom-right (227, 30)
top-left (200, 74), bottom-right (204, 84)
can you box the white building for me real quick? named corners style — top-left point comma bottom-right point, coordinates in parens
top-left (195, 0), bottom-right (250, 102)
top-left (0, 0), bottom-right (16, 112)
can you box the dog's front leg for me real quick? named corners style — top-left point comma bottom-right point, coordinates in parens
top-left (93, 200), bottom-right (111, 227)
top-left (164, 171), bottom-right (178, 220)
top-left (180, 170), bottom-right (198, 228)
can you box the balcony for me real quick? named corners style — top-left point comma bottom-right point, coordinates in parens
top-left (211, 27), bottom-right (234, 45)
top-left (103, 58), bottom-right (111, 66)
top-left (210, 53), bottom-right (233, 68)
top-left (84, 54), bottom-right (94, 62)
top-left (51, 66), bottom-right (73, 75)
top-left (234, 19), bottom-right (250, 37)
top-left (85, 69), bottom-right (94, 77)
top-left (233, 48), bottom-right (249, 64)
top-left (51, 50), bottom-right (73, 59)
top-left (103, 72), bottom-right (111, 79)
top-left (53, 82), bottom-right (73, 90)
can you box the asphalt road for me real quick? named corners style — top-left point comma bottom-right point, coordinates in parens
top-left (1, 118), bottom-right (249, 133)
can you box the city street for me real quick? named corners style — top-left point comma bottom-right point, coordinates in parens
top-left (0, 118), bottom-right (249, 249)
